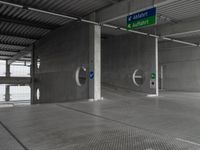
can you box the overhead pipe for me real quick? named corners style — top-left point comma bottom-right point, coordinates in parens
top-left (161, 37), bottom-right (199, 47)
top-left (0, 0), bottom-right (199, 47)
top-left (0, 0), bottom-right (22, 8)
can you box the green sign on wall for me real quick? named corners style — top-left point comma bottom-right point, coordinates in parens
top-left (151, 73), bottom-right (156, 79)
top-left (127, 7), bottom-right (157, 30)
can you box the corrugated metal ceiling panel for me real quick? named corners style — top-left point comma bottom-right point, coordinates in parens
top-left (1, 0), bottom-right (200, 60)
top-left (0, 35), bottom-right (36, 46)
top-left (0, 22), bottom-right (50, 37)
top-left (0, 44), bottom-right (25, 51)
top-left (0, 0), bottom-right (115, 60)
top-left (5, 0), bottom-right (112, 16)
top-left (158, 0), bottom-right (200, 21)
top-left (0, 50), bottom-right (18, 55)
top-left (0, 4), bottom-right (70, 26)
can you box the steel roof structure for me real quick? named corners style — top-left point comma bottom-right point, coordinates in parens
top-left (0, 0), bottom-right (200, 62)
top-left (0, 0), bottom-right (123, 61)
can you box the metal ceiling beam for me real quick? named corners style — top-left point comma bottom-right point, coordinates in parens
top-left (23, 56), bottom-right (31, 59)
top-left (0, 55), bottom-right (11, 60)
top-left (0, 77), bottom-right (31, 85)
top-left (0, 43), bottom-right (26, 49)
top-left (165, 29), bottom-right (200, 38)
top-left (0, 54), bottom-right (13, 57)
top-left (0, 16), bottom-right (59, 30)
top-left (158, 16), bottom-right (200, 38)
top-left (0, 31), bottom-right (41, 40)
top-left (96, 0), bottom-right (178, 23)
top-left (104, 0), bottom-right (120, 4)
top-left (0, 33), bottom-right (38, 41)
top-left (0, 49), bottom-right (19, 52)
top-left (0, 57), bottom-right (31, 61)
top-left (8, 46), bottom-right (32, 65)
top-left (0, 42), bottom-right (29, 47)
top-left (0, 50), bottom-right (18, 55)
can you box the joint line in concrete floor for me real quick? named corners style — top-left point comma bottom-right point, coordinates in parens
top-left (176, 138), bottom-right (200, 147)
top-left (57, 104), bottom-right (200, 147)
top-left (56, 104), bottom-right (163, 137)
top-left (0, 121), bottom-right (29, 150)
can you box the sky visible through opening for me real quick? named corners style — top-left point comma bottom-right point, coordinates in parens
top-left (0, 60), bottom-right (31, 102)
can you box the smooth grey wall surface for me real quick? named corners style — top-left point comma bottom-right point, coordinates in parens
top-left (159, 42), bottom-right (200, 92)
top-left (34, 22), bottom-right (90, 103)
top-left (102, 34), bottom-right (156, 94)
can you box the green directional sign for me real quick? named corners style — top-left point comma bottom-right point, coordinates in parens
top-left (151, 73), bottom-right (156, 79)
top-left (127, 7), bottom-right (157, 30)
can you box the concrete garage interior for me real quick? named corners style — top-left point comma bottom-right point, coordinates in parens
top-left (1, 0), bottom-right (200, 149)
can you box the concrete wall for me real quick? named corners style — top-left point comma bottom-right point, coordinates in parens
top-left (159, 42), bottom-right (200, 92)
top-left (33, 22), bottom-right (90, 103)
top-left (102, 34), bottom-right (156, 94)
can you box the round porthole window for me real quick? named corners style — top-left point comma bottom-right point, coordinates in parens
top-left (36, 88), bottom-right (40, 100)
top-left (75, 66), bottom-right (87, 87)
top-left (132, 69), bottom-right (145, 87)
top-left (37, 57), bottom-right (40, 69)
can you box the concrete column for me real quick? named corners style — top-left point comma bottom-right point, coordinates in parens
top-left (89, 14), bottom-right (101, 101)
top-left (155, 37), bottom-right (159, 96)
top-left (30, 45), bottom-right (36, 104)
top-left (5, 60), bottom-right (10, 101)
top-left (6, 60), bottom-right (10, 77)
top-left (5, 85), bottom-right (10, 102)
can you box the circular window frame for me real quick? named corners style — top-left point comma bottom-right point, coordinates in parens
top-left (36, 88), bottom-right (40, 100)
top-left (75, 66), bottom-right (87, 87)
top-left (36, 57), bottom-right (40, 69)
top-left (132, 69), bottom-right (145, 87)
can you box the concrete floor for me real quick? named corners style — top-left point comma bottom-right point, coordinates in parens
top-left (0, 88), bottom-right (200, 149)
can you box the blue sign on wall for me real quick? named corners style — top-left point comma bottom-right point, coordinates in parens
top-left (89, 71), bottom-right (94, 79)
